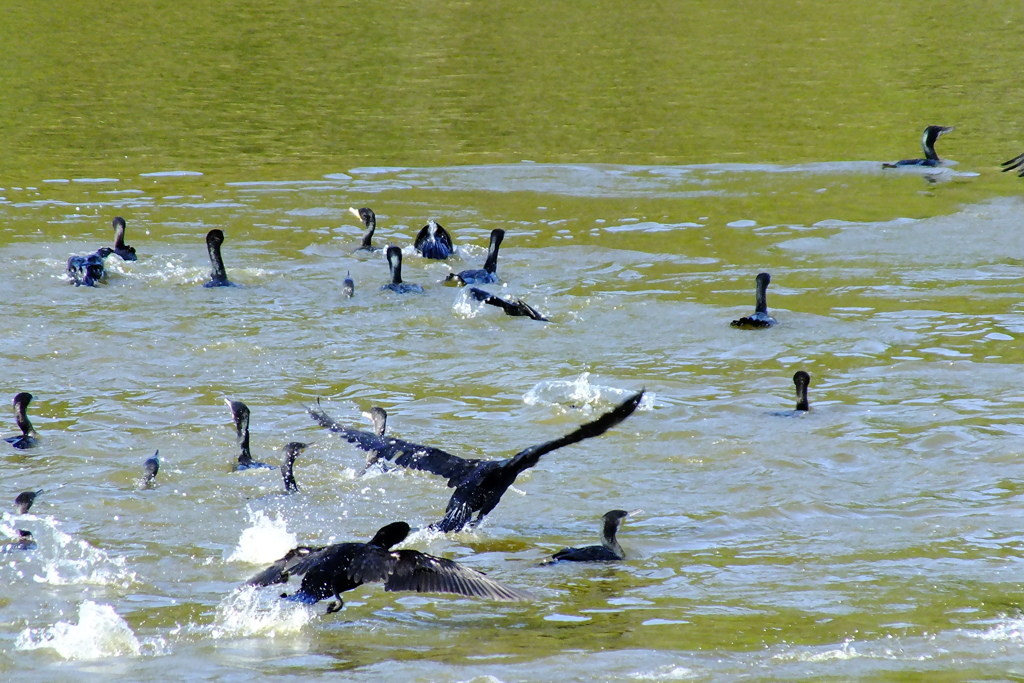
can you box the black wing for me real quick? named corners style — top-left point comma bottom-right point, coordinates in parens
top-left (245, 545), bottom-right (323, 587)
top-left (504, 391), bottom-right (644, 475)
top-left (383, 549), bottom-right (532, 601)
top-left (468, 287), bottom-right (548, 321)
top-left (310, 403), bottom-right (483, 485)
top-left (1002, 152), bottom-right (1024, 177)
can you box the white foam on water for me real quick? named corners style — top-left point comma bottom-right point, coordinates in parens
top-left (225, 509), bottom-right (298, 565)
top-left (208, 585), bottom-right (315, 638)
top-left (523, 372), bottom-right (655, 413)
top-left (15, 601), bottom-right (167, 660)
top-left (0, 517), bottom-right (135, 587)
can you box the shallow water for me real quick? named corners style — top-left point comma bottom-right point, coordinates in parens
top-left (6, 1), bottom-right (1024, 680)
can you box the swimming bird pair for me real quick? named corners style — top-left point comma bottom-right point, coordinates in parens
top-left (309, 391), bottom-right (644, 532)
top-left (65, 217), bottom-right (138, 286)
top-left (349, 207), bottom-right (455, 260)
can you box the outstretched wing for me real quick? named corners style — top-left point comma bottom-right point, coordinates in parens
top-left (1002, 152), bottom-right (1024, 176)
top-left (504, 391), bottom-right (644, 475)
top-left (309, 403), bottom-right (482, 485)
top-left (383, 549), bottom-right (532, 601)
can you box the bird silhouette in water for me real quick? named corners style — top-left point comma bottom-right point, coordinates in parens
top-left (545, 509), bottom-right (633, 563)
top-left (730, 272), bottom-right (777, 329)
top-left (14, 490), bottom-right (42, 514)
top-left (1, 530), bottom-right (36, 553)
top-left (225, 399), bottom-right (275, 470)
top-left (381, 246), bottom-right (423, 293)
top-left (245, 520), bottom-right (532, 614)
top-left (414, 220), bottom-right (454, 259)
top-left (67, 247), bottom-right (114, 286)
top-left (349, 207), bottom-right (380, 252)
top-left (468, 287), bottom-right (548, 321)
top-left (140, 451), bottom-right (160, 489)
top-left (883, 125), bottom-right (954, 168)
top-left (772, 371), bottom-right (810, 417)
top-left (110, 216), bottom-right (137, 261)
top-left (5, 392), bottom-right (39, 449)
top-left (446, 229), bottom-right (504, 285)
top-left (281, 442), bottom-right (308, 493)
top-left (203, 229), bottom-right (234, 287)
top-left (342, 272), bottom-right (355, 298)
top-left (310, 391), bottom-right (644, 532)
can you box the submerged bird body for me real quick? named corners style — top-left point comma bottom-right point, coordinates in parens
top-left (203, 229), bottom-right (234, 287)
top-left (730, 272), bottom-right (776, 329)
top-left (414, 220), bottom-right (454, 259)
top-left (14, 490), bottom-right (42, 514)
top-left (5, 392), bottom-right (38, 449)
top-left (446, 229), bottom-right (504, 285)
top-left (310, 391), bottom-right (644, 532)
top-left (381, 246), bottom-right (423, 294)
top-left (1, 530), bottom-right (36, 553)
top-left (342, 271), bottom-right (355, 298)
top-left (773, 371), bottom-right (811, 416)
top-left (226, 399), bottom-right (274, 470)
top-left (468, 287), bottom-right (548, 321)
top-left (246, 521), bottom-right (530, 614)
top-left (883, 125), bottom-right (954, 168)
top-left (141, 452), bottom-right (160, 488)
top-left (111, 216), bottom-right (137, 261)
top-left (549, 509), bottom-right (630, 563)
top-left (67, 247), bottom-right (114, 287)
top-left (349, 207), bottom-right (379, 251)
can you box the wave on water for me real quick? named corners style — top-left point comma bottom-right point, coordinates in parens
top-left (15, 601), bottom-right (167, 660)
top-left (225, 508), bottom-right (298, 565)
top-left (523, 372), bottom-right (656, 413)
top-left (1, 516), bottom-right (135, 587)
top-left (208, 586), bottom-right (315, 638)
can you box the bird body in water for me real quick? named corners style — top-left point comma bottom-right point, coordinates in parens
top-left (342, 271), bottom-right (355, 298)
top-left (225, 399), bottom-right (275, 470)
top-left (281, 442), bottom-right (308, 493)
top-left (5, 392), bottom-right (39, 449)
top-left (730, 272), bottom-right (777, 329)
top-left (245, 521), bottom-right (531, 614)
top-left (203, 229), bottom-right (234, 287)
top-left (349, 207), bottom-right (380, 252)
top-left (310, 391), bottom-right (645, 532)
top-left (1, 530), bottom-right (36, 553)
top-left (468, 287), bottom-right (548, 321)
top-left (883, 125), bottom-right (954, 168)
top-left (1002, 152), bottom-right (1024, 177)
top-left (547, 510), bottom-right (631, 563)
top-left (111, 216), bottom-right (137, 261)
top-left (414, 220), bottom-right (454, 259)
top-left (381, 246), bottom-right (423, 294)
top-left (772, 371), bottom-right (811, 417)
top-left (15, 490), bottom-right (42, 514)
top-left (140, 452), bottom-right (160, 489)
top-left (446, 229), bottom-right (504, 286)
top-left (67, 247), bottom-right (114, 287)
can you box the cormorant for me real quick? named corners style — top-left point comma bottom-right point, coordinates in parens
top-left (342, 271), bottom-right (355, 298)
top-left (349, 207), bottom-right (379, 251)
top-left (468, 287), bottom-right (548, 321)
top-left (203, 229), bottom-right (234, 287)
top-left (67, 247), bottom-right (114, 286)
top-left (1001, 152), bottom-right (1024, 177)
top-left (772, 371), bottom-right (810, 416)
top-left (381, 246), bottom-right (423, 294)
top-left (547, 509), bottom-right (631, 563)
top-left (141, 451), bottom-right (160, 489)
top-left (15, 490), bottom-right (42, 514)
top-left (111, 217), bottom-right (137, 261)
top-left (730, 272), bottom-right (777, 329)
top-left (883, 125), bottom-right (954, 168)
top-left (414, 220), bottom-right (454, 259)
top-left (1, 530), bottom-right (36, 553)
top-left (310, 391), bottom-right (644, 532)
top-left (5, 392), bottom-right (38, 449)
top-left (445, 229), bottom-right (504, 286)
top-left (282, 442), bottom-right (307, 493)
top-left (245, 521), bottom-right (531, 614)
top-left (225, 399), bottom-right (275, 470)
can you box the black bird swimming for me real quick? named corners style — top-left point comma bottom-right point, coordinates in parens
top-left (381, 246), bottom-right (423, 294)
top-left (342, 271), bottom-right (355, 298)
top-left (883, 125), bottom-right (954, 168)
top-left (5, 392), bottom-right (38, 449)
top-left (281, 442), bottom-right (308, 493)
top-left (468, 287), bottom-right (548, 321)
top-left (547, 509), bottom-right (631, 563)
top-left (348, 207), bottom-right (379, 251)
top-left (1001, 152), bottom-right (1024, 177)
top-left (730, 272), bottom-right (777, 329)
top-left (203, 229), bottom-right (234, 287)
top-left (446, 229), bottom-right (504, 286)
top-left (111, 216), bottom-right (137, 261)
top-left (1, 530), bottom-right (36, 553)
top-left (245, 520), bottom-right (531, 614)
top-left (140, 451), bottom-right (160, 489)
top-left (310, 391), bottom-right (645, 532)
top-left (15, 490), bottom-right (42, 514)
top-left (770, 371), bottom-right (811, 417)
top-left (414, 220), bottom-right (454, 259)
top-left (225, 399), bottom-right (275, 470)
top-left (66, 247), bottom-right (114, 287)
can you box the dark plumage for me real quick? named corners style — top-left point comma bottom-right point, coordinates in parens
top-left (310, 391), bottom-right (645, 532)
top-left (15, 490), bottom-right (42, 514)
top-left (349, 207), bottom-right (379, 251)
top-left (1002, 152), bottom-right (1024, 177)
top-left (141, 451), bottom-right (160, 488)
top-left (468, 287), bottom-right (548, 321)
top-left (730, 272), bottom-right (777, 329)
top-left (381, 246), bottom-right (423, 294)
top-left (883, 125), bottom-right (954, 168)
top-left (1, 530), bottom-right (36, 553)
top-left (342, 271), bottom-right (355, 298)
top-left (245, 521), bottom-right (531, 614)
top-left (67, 247), bottom-right (114, 287)
top-left (772, 371), bottom-right (811, 416)
top-left (282, 442), bottom-right (308, 493)
top-left (414, 220), bottom-right (454, 259)
top-left (225, 399), bottom-right (274, 470)
top-left (446, 229), bottom-right (504, 286)
top-left (5, 392), bottom-right (38, 449)
top-left (203, 229), bottom-right (234, 287)
top-left (548, 510), bottom-right (630, 563)
top-left (111, 216), bottom-right (137, 261)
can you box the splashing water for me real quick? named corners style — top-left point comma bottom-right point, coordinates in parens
top-left (226, 509), bottom-right (298, 565)
top-left (16, 601), bottom-right (166, 660)
top-left (523, 372), bottom-right (655, 413)
top-left (209, 586), bottom-right (315, 638)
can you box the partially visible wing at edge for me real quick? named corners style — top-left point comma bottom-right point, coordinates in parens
top-left (1002, 152), bottom-right (1024, 177)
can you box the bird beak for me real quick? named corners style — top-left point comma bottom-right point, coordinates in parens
top-left (348, 207), bottom-right (361, 219)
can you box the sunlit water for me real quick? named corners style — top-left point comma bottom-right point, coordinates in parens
top-left (3, 162), bottom-right (1024, 681)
